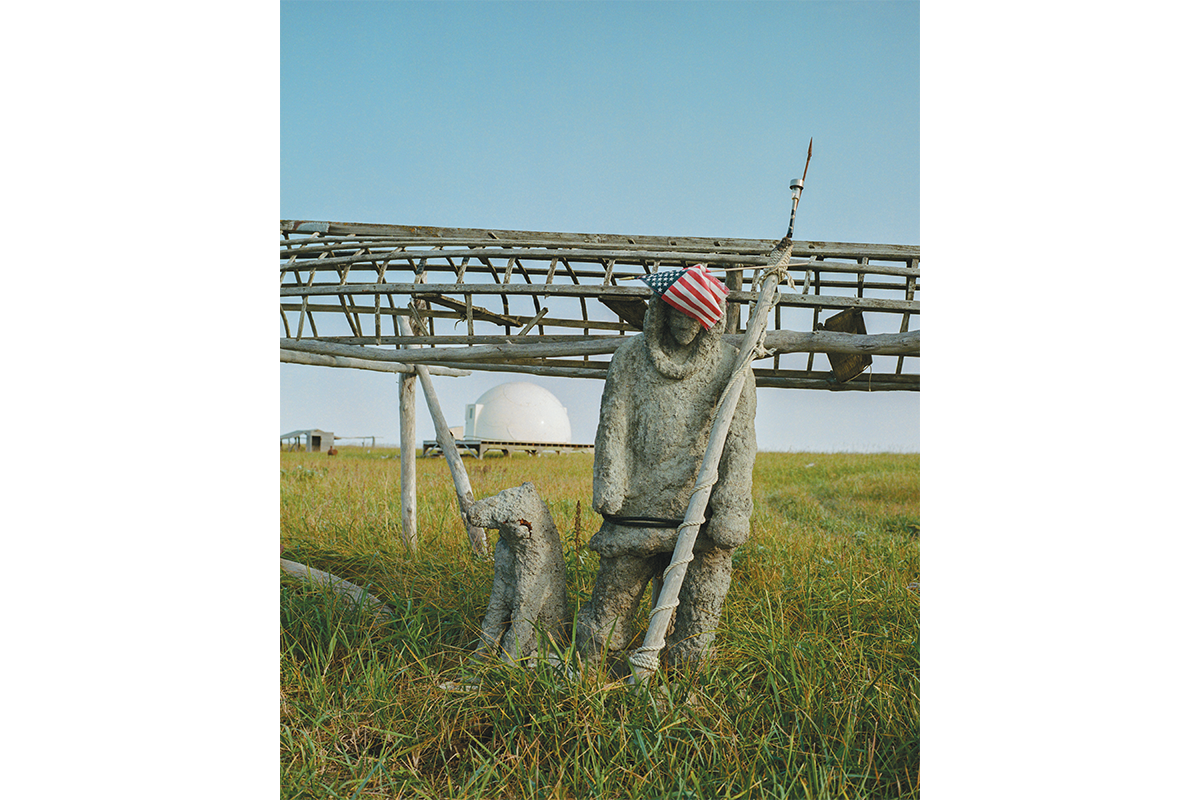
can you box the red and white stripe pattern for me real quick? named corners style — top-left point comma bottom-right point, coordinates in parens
top-left (640, 264), bottom-right (729, 330)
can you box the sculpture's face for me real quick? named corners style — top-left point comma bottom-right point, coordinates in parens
top-left (666, 306), bottom-right (702, 346)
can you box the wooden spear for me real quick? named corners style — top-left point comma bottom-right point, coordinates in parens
top-left (626, 237), bottom-right (792, 681)
top-left (786, 138), bottom-right (813, 240)
top-left (629, 155), bottom-right (815, 682)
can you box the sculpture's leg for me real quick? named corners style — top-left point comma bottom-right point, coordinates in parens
top-left (534, 568), bottom-right (571, 652)
top-left (665, 546), bottom-right (734, 667)
top-left (499, 599), bottom-right (540, 665)
top-left (473, 538), bottom-right (516, 662)
top-left (649, 574), bottom-right (664, 608)
top-left (576, 553), bottom-right (667, 665)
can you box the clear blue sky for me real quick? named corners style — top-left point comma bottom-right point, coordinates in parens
top-left (280, 0), bottom-right (919, 451)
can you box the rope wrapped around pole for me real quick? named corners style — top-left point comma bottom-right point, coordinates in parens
top-left (627, 237), bottom-right (794, 682)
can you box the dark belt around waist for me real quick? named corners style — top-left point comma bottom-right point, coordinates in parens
top-left (601, 513), bottom-right (686, 529)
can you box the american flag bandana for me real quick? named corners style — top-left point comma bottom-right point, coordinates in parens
top-left (639, 265), bottom-right (729, 330)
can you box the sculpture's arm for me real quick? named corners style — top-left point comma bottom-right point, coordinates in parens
top-left (592, 344), bottom-right (634, 516)
top-left (706, 378), bottom-right (757, 549)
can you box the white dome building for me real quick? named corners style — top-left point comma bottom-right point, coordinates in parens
top-left (463, 382), bottom-right (572, 443)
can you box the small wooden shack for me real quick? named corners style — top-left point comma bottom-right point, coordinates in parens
top-left (281, 429), bottom-right (335, 453)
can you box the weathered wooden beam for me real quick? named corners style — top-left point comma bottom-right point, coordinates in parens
top-left (760, 329), bottom-right (919, 356)
top-left (399, 359), bottom-right (919, 391)
top-left (280, 306), bottom-right (635, 333)
top-left (283, 265), bottom-right (919, 297)
top-left (517, 308), bottom-right (550, 335)
top-left (280, 247), bottom-right (920, 279)
top-left (279, 282), bottom-right (920, 315)
top-left (279, 329), bottom-right (918, 365)
top-left (412, 292), bottom-right (523, 328)
top-left (281, 247), bottom-right (760, 268)
top-left (279, 346), bottom-right (918, 391)
top-left (764, 367), bottom-right (921, 383)
top-left (423, 361), bottom-right (610, 379)
top-left (298, 333), bottom-right (622, 346)
top-left (280, 220), bottom-right (920, 260)
top-left (279, 348), bottom-right (471, 376)
top-left (281, 337), bottom-right (622, 363)
top-left (754, 375), bottom-right (920, 391)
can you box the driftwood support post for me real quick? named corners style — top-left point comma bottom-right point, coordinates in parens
top-left (399, 316), bottom-right (490, 558)
top-left (398, 373), bottom-right (418, 549)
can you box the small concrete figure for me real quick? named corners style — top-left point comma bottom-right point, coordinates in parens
top-left (577, 271), bottom-right (757, 671)
top-left (467, 482), bottom-right (570, 665)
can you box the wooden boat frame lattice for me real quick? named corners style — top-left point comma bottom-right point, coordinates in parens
top-left (280, 220), bottom-right (919, 391)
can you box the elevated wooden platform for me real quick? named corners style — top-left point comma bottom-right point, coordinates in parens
top-left (280, 221), bottom-right (919, 391)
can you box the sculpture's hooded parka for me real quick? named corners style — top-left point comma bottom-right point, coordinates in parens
top-left (590, 295), bottom-right (756, 556)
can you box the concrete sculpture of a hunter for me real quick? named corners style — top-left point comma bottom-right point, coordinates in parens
top-left (576, 264), bottom-right (757, 672)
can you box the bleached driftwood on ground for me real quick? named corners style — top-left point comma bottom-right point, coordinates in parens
top-left (280, 558), bottom-right (392, 624)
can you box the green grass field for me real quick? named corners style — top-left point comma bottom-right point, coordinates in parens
top-left (281, 448), bottom-right (919, 799)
